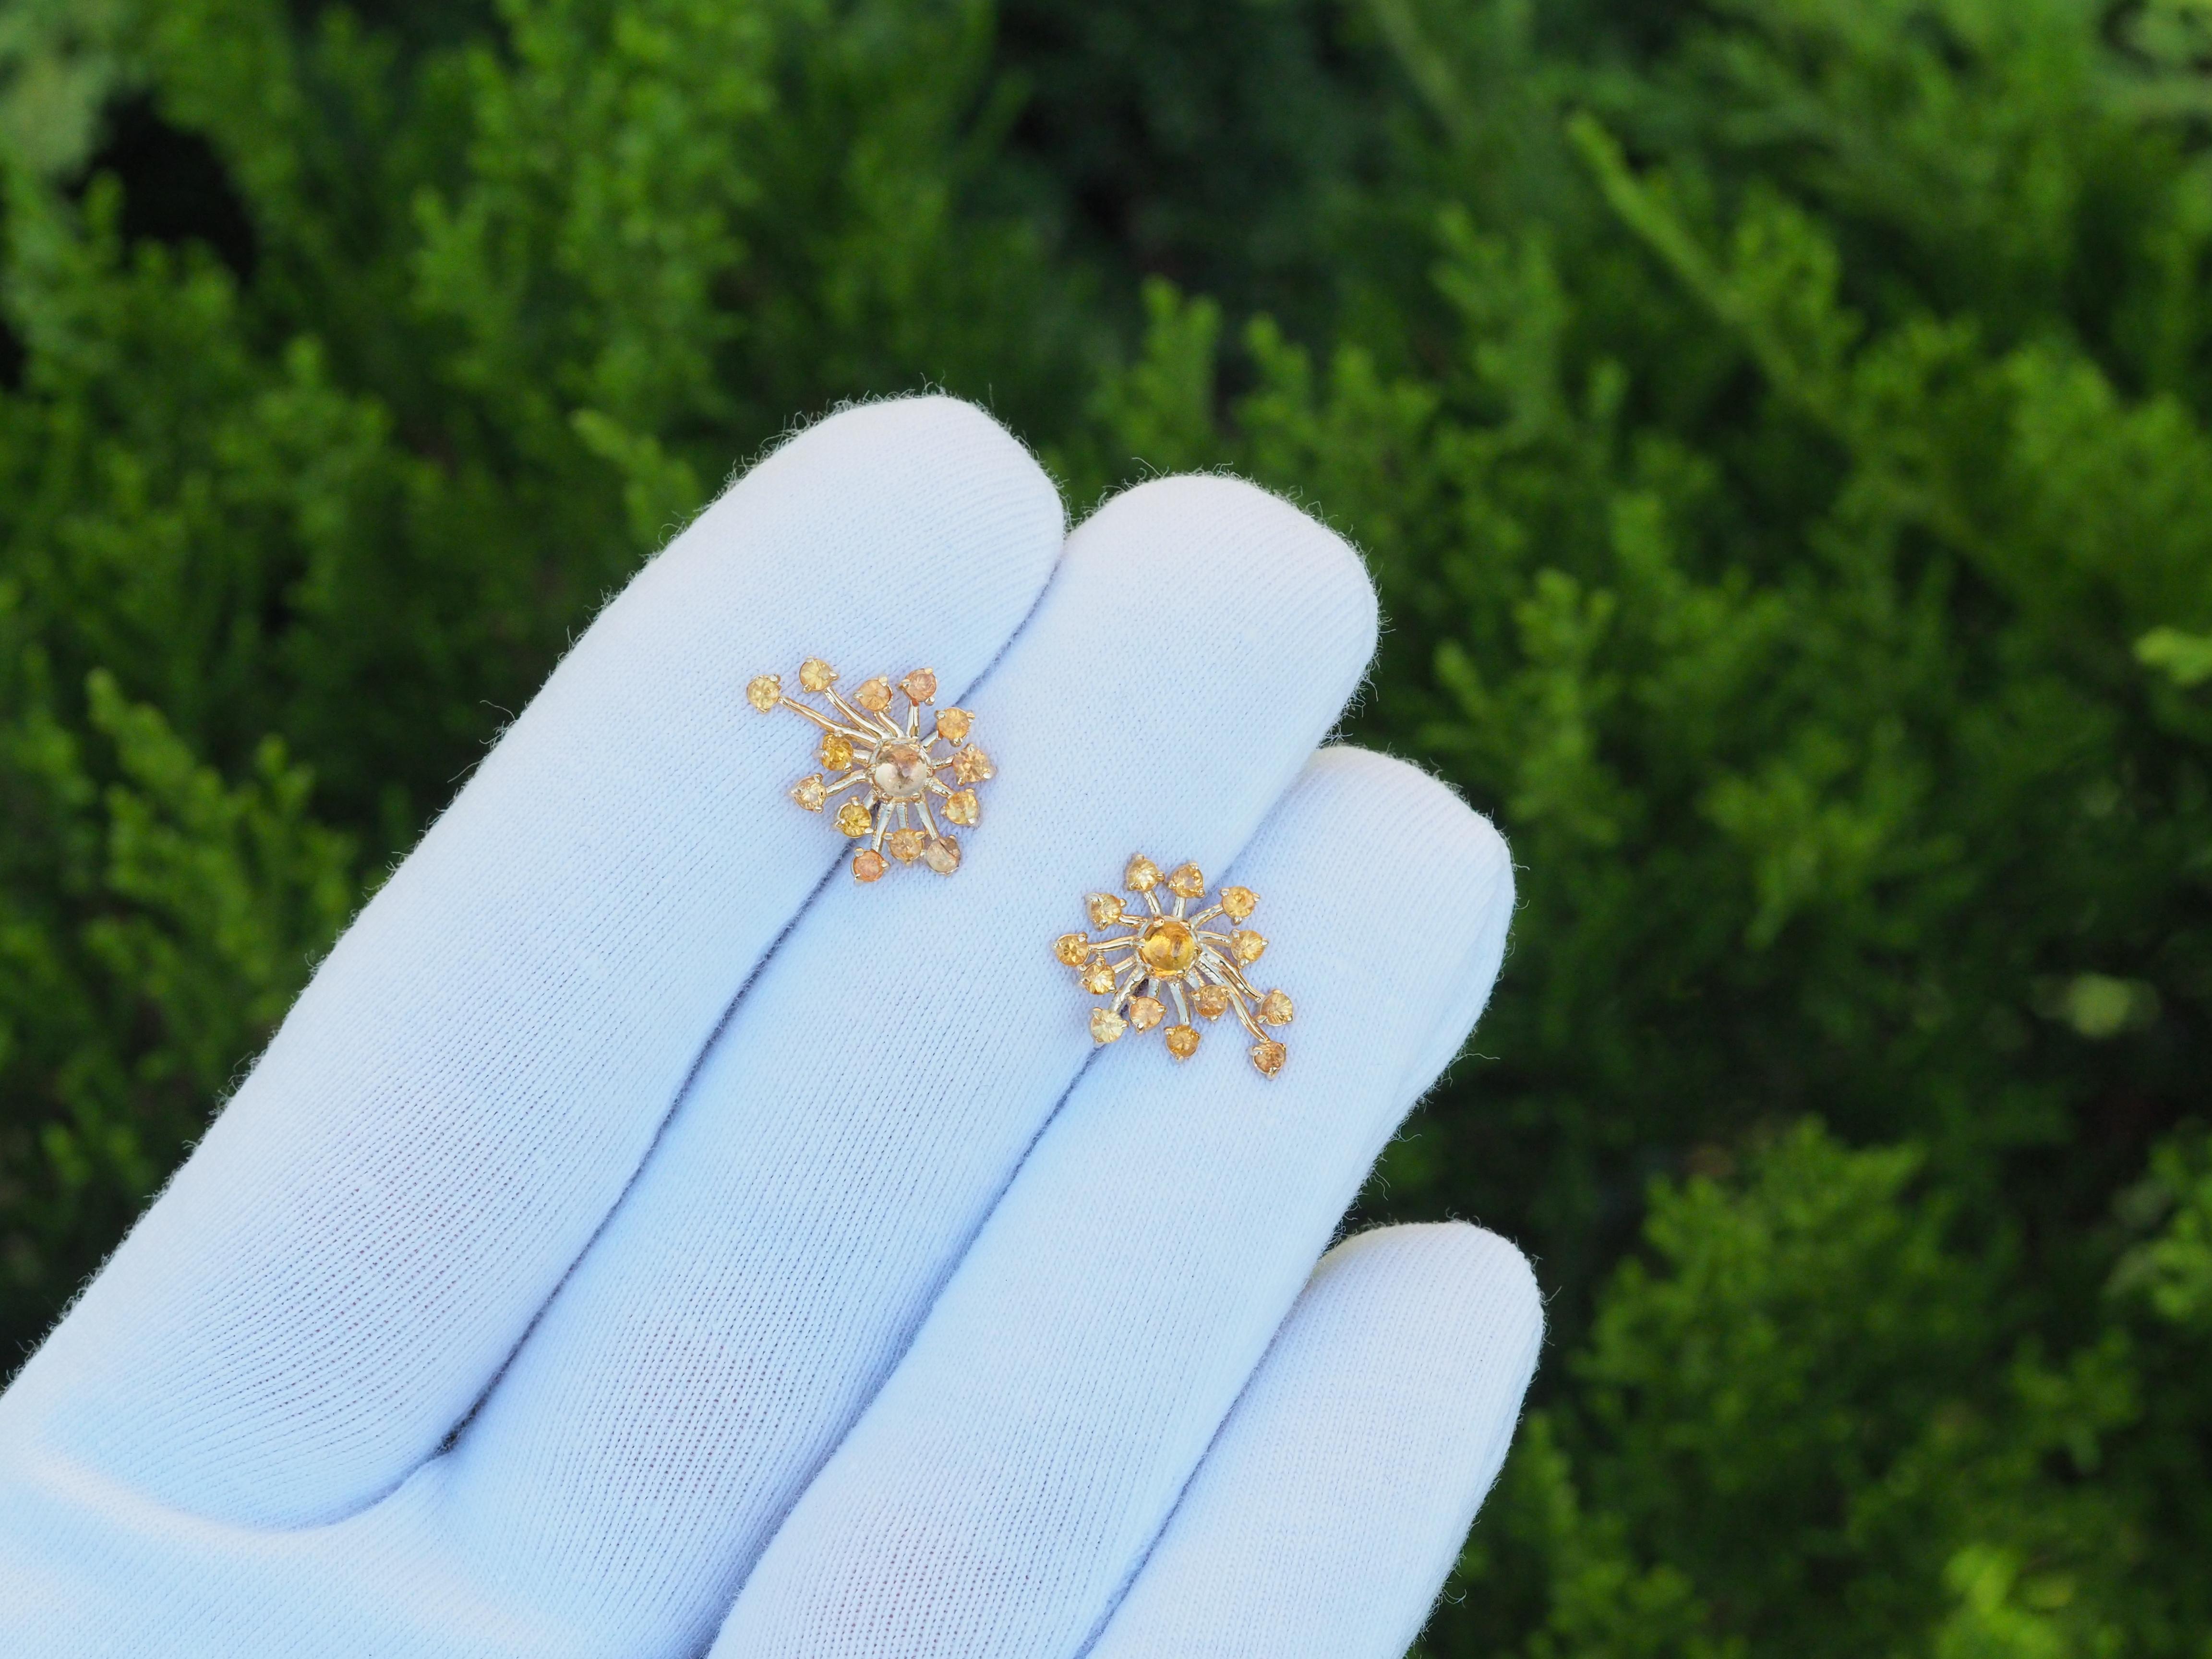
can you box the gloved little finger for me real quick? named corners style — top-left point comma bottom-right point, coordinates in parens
top-left (1088, 1223), bottom-right (1542, 1659)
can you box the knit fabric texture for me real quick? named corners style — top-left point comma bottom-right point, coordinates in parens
top-left (0, 395), bottom-right (1541, 1656)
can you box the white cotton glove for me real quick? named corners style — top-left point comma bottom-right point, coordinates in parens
top-left (0, 396), bottom-right (1540, 1658)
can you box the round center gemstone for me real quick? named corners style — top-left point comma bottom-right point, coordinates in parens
top-left (870, 742), bottom-right (932, 799)
top-left (1137, 918), bottom-right (1200, 975)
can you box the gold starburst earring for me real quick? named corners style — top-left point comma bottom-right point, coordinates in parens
top-left (747, 659), bottom-right (995, 882)
top-left (1056, 854), bottom-right (1294, 1077)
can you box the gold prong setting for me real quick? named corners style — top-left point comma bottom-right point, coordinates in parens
top-left (748, 660), bottom-right (992, 882)
top-left (1060, 854), bottom-right (1292, 1078)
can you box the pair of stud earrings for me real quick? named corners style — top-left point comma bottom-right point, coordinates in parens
top-left (748, 659), bottom-right (1293, 1078)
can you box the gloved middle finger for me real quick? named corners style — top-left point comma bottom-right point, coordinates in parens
top-left (394, 475), bottom-right (1380, 1655)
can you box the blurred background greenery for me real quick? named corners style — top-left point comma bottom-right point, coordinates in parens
top-left (1, 0), bottom-right (2208, 1651)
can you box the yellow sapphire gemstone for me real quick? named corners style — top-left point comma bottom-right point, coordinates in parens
top-left (1137, 918), bottom-right (1200, 975)
top-left (871, 743), bottom-right (932, 799)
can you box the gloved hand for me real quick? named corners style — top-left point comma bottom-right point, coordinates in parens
top-left (0, 397), bottom-right (1539, 1658)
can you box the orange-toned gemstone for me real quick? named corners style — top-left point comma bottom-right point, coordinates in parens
top-left (935, 707), bottom-right (973, 744)
top-left (852, 850), bottom-right (887, 883)
top-left (943, 787), bottom-right (980, 827)
top-left (854, 676), bottom-right (893, 711)
top-left (1055, 932), bottom-right (1093, 967)
top-left (799, 658), bottom-right (837, 693)
top-left (1259, 988), bottom-right (1294, 1025)
top-left (1249, 1039), bottom-right (1287, 1078)
top-left (1231, 929), bottom-right (1267, 964)
top-left (1125, 855), bottom-right (1161, 892)
top-left (885, 827), bottom-right (926, 863)
top-left (819, 734), bottom-right (854, 771)
top-left (1166, 863), bottom-right (1204, 899)
top-left (1137, 918), bottom-right (1200, 974)
top-left (789, 775), bottom-right (828, 812)
top-left (922, 835), bottom-right (961, 875)
top-left (951, 745), bottom-right (996, 784)
top-left (746, 673), bottom-right (781, 713)
top-left (1128, 995), bottom-right (1166, 1031)
top-left (1087, 892), bottom-right (1125, 928)
top-left (836, 801), bottom-right (873, 837)
top-left (1082, 959), bottom-right (1117, 995)
top-left (1193, 985), bottom-right (1233, 1021)
top-left (1165, 1024), bottom-right (1200, 1060)
top-left (1220, 885), bottom-right (1258, 921)
top-left (901, 668), bottom-right (938, 704)
top-left (1091, 1008), bottom-right (1128, 1044)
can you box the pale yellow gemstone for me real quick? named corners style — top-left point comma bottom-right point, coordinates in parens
top-left (799, 658), bottom-right (837, 693)
top-left (922, 835), bottom-right (961, 875)
top-left (1138, 918), bottom-right (1199, 975)
top-left (854, 676), bottom-right (893, 711)
top-left (1249, 1039), bottom-right (1287, 1078)
top-left (901, 668), bottom-right (938, 704)
top-left (1165, 1024), bottom-right (1200, 1060)
top-left (852, 850), bottom-right (887, 883)
top-left (1166, 863), bottom-right (1204, 900)
top-left (1231, 929), bottom-right (1267, 964)
top-left (872, 742), bottom-right (932, 799)
top-left (1091, 1007), bottom-right (1128, 1044)
top-left (1220, 886), bottom-right (1258, 921)
top-left (836, 800), bottom-right (873, 837)
top-left (1193, 985), bottom-right (1233, 1021)
top-left (1128, 995), bottom-right (1165, 1031)
top-left (746, 673), bottom-right (781, 713)
top-left (1082, 960), bottom-right (1117, 995)
top-left (885, 827), bottom-right (926, 863)
top-left (1125, 855), bottom-right (1161, 892)
top-left (1259, 989), bottom-right (1294, 1025)
top-left (1055, 932), bottom-right (1093, 967)
top-left (819, 734), bottom-right (854, 771)
top-left (952, 745), bottom-right (996, 784)
top-left (1087, 892), bottom-right (1125, 928)
top-left (789, 775), bottom-right (829, 812)
top-left (943, 788), bottom-right (980, 827)
top-left (935, 707), bottom-right (973, 744)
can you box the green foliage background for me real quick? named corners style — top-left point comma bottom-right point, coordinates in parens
top-left (1, 0), bottom-right (2209, 1651)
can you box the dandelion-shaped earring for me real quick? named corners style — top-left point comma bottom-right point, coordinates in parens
top-left (747, 659), bottom-right (995, 881)
top-left (1057, 854), bottom-right (1294, 1076)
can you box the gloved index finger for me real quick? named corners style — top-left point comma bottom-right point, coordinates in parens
top-left (1, 397), bottom-right (1066, 1531)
